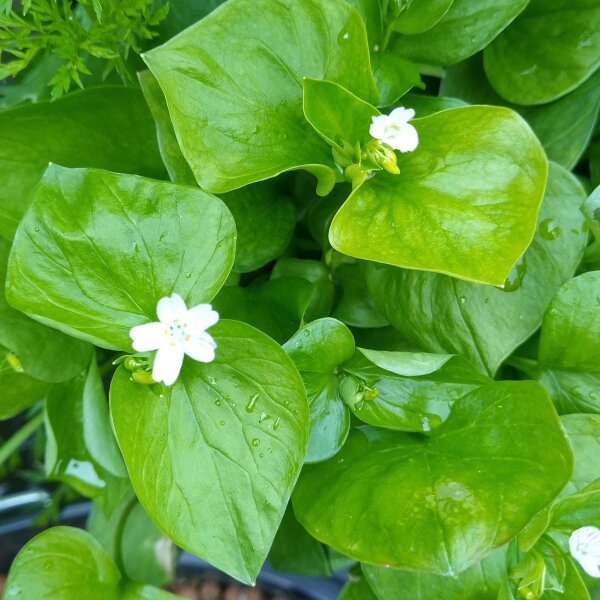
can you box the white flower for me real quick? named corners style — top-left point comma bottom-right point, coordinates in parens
top-left (369, 107), bottom-right (419, 153)
top-left (569, 526), bottom-right (600, 577)
top-left (129, 293), bottom-right (218, 386)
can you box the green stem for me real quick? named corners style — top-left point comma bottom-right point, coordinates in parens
top-left (0, 412), bottom-right (44, 468)
top-left (381, 21), bottom-right (395, 53)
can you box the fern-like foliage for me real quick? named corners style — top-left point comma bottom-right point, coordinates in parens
top-left (0, 0), bottom-right (169, 99)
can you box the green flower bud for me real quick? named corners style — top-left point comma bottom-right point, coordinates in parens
top-left (131, 370), bottom-right (156, 385)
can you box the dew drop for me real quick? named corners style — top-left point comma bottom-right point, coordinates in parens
top-left (215, 399), bottom-right (222, 406)
top-left (539, 218), bottom-right (561, 241)
top-left (251, 438), bottom-right (260, 447)
top-left (272, 417), bottom-right (281, 431)
top-left (246, 393), bottom-right (259, 413)
top-left (133, 242), bottom-right (139, 252)
top-left (219, 420), bottom-right (225, 426)
top-left (259, 412), bottom-right (271, 423)
top-left (459, 296), bottom-right (466, 304)
top-left (185, 272), bottom-right (192, 279)
top-left (421, 416), bottom-right (431, 432)
top-left (159, 232), bottom-right (166, 241)
top-left (337, 29), bottom-right (350, 44)
top-left (502, 256), bottom-right (527, 292)
top-left (34, 226), bottom-right (40, 232)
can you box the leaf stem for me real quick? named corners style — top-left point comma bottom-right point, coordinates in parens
top-left (0, 412), bottom-right (44, 468)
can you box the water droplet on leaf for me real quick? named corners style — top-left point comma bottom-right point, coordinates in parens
top-left (251, 438), bottom-right (260, 447)
top-left (502, 256), bottom-right (527, 292)
top-left (246, 393), bottom-right (259, 413)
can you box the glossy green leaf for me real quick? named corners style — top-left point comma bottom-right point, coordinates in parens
top-left (121, 503), bottom-right (176, 586)
top-left (561, 415), bottom-right (600, 495)
top-left (390, 0), bottom-right (529, 66)
top-left (45, 356), bottom-right (126, 497)
top-left (484, 0), bottom-right (600, 105)
top-left (339, 569), bottom-right (379, 600)
top-left (110, 320), bottom-right (308, 584)
top-left (4, 526), bottom-right (121, 600)
top-left (0, 236), bottom-right (91, 383)
top-left (144, 0), bottom-right (378, 194)
top-left (583, 184), bottom-right (600, 241)
top-left (138, 70), bottom-right (196, 186)
top-left (539, 272), bottom-right (600, 372)
top-left (221, 184), bottom-right (297, 274)
top-left (366, 162), bottom-right (588, 375)
top-left (7, 166), bottom-right (236, 350)
top-left (121, 582), bottom-right (181, 600)
top-left (284, 318), bottom-right (355, 462)
top-left (331, 105), bottom-right (547, 286)
top-left (344, 349), bottom-right (490, 431)
top-left (293, 381), bottom-right (572, 574)
top-left (155, 0), bottom-right (225, 40)
top-left (441, 55), bottom-right (600, 170)
top-left (537, 369), bottom-right (600, 415)
top-left (392, 0), bottom-right (454, 34)
top-left (303, 78), bottom-right (379, 147)
top-left (0, 86), bottom-right (165, 240)
top-left (213, 278), bottom-right (313, 344)
top-left (271, 258), bottom-right (335, 322)
top-left (0, 345), bottom-right (49, 419)
top-left (363, 547), bottom-right (507, 599)
top-left (332, 263), bottom-right (388, 328)
top-left (370, 51), bottom-right (424, 107)
top-left (269, 505), bottom-right (332, 576)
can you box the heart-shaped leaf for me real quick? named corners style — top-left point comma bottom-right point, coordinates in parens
top-left (7, 166), bottom-right (236, 350)
top-left (0, 87), bottom-right (165, 240)
top-left (484, 0), bottom-right (600, 105)
top-left (365, 162), bottom-right (587, 374)
top-left (110, 320), bottom-right (308, 583)
top-left (293, 381), bottom-right (572, 574)
top-left (144, 0), bottom-right (378, 194)
top-left (284, 318), bottom-right (355, 462)
top-left (331, 105), bottom-right (547, 285)
top-left (4, 526), bottom-right (121, 600)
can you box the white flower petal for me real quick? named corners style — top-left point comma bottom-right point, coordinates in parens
top-left (369, 115), bottom-right (388, 140)
top-left (186, 303), bottom-right (219, 332)
top-left (184, 332), bottom-right (217, 363)
top-left (130, 322), bottom-right (166, 352)
top-left (570, 526), bottom-right (600, 578)
top-left (393, 123), bottom-right (419, 153)
top-left (152, 344), bottom-right (184, 386)
top-left (390, 106), bottom-right (415, 123)
top-left (156, 293), bottom-right (187, 324)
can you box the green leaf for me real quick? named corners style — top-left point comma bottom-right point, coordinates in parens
top-left (155, 0), bottom-right (225, 40)
top-left (370, 51), bottom-right (424, 107)
top-left (293, 381), bottom-right (572, 574)
top-left (284, 318), bottom-right (355, 462)
top-left (537, 369), bottom-right (600, 415)
top-left (390, 0), bottom-right (529, 66)
top-left (269, 505), bottom-right (333, 576)
top-left (144, 0), bottom-right (378, 194)
top-left (221, 184), bottom-right (297, 274)
top-left (4, 526), bottom-right (121, 600)
top-left (45, 356), bottom-right (126, 497)
top-left (110, 320), bottom-right (308, 584)
top-left (271, 258), bottom-right (335, 322)
top-left (401, 93), bottom-right (467, 117)
top-left (138, 70), bottom-right (196, 186)
top-left (441, 54), bottom-right (600, 170)
top-left (303, 78), bottom-right (379, 147)
top-left (583, 184), bottom-right (600, 241)
top-left (392, 0), bottom-right (454, 34)
top-left (339, 569), bottom-right (379, 600)
top-left (0, 86), bottom-right (166, 240)
top-left (0, 345), bottom-right (50, 419)
top-left (366, 162), bottom-right (588, 375)
top-left (1, 236), bottom-right (91, 383)
top-left (483, 0), bottom-right (600, 105)
top-left (343, 349), bottom-right (490, 431)
top-left (121, 583), bottom-right (181, 600)
top-left (213, 278), bottom-right (313, 344)
top-left (561, 414), bottom-right (600, 495)
top-left (331, 105), bottom-right (547, 286)
top-left (7, 166), bottom-right (236, 350)
top-left (539, 272), bottom-right (600, 372)
top-left (120, 503), bottom-right (176, 586)
top-left (363, 547), bottom-right (507, 599)
top-left (332, 263), bottom-right (388, 328)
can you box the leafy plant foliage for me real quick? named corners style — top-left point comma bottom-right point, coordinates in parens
top-left (1, 0), bottom-right (599, 598)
